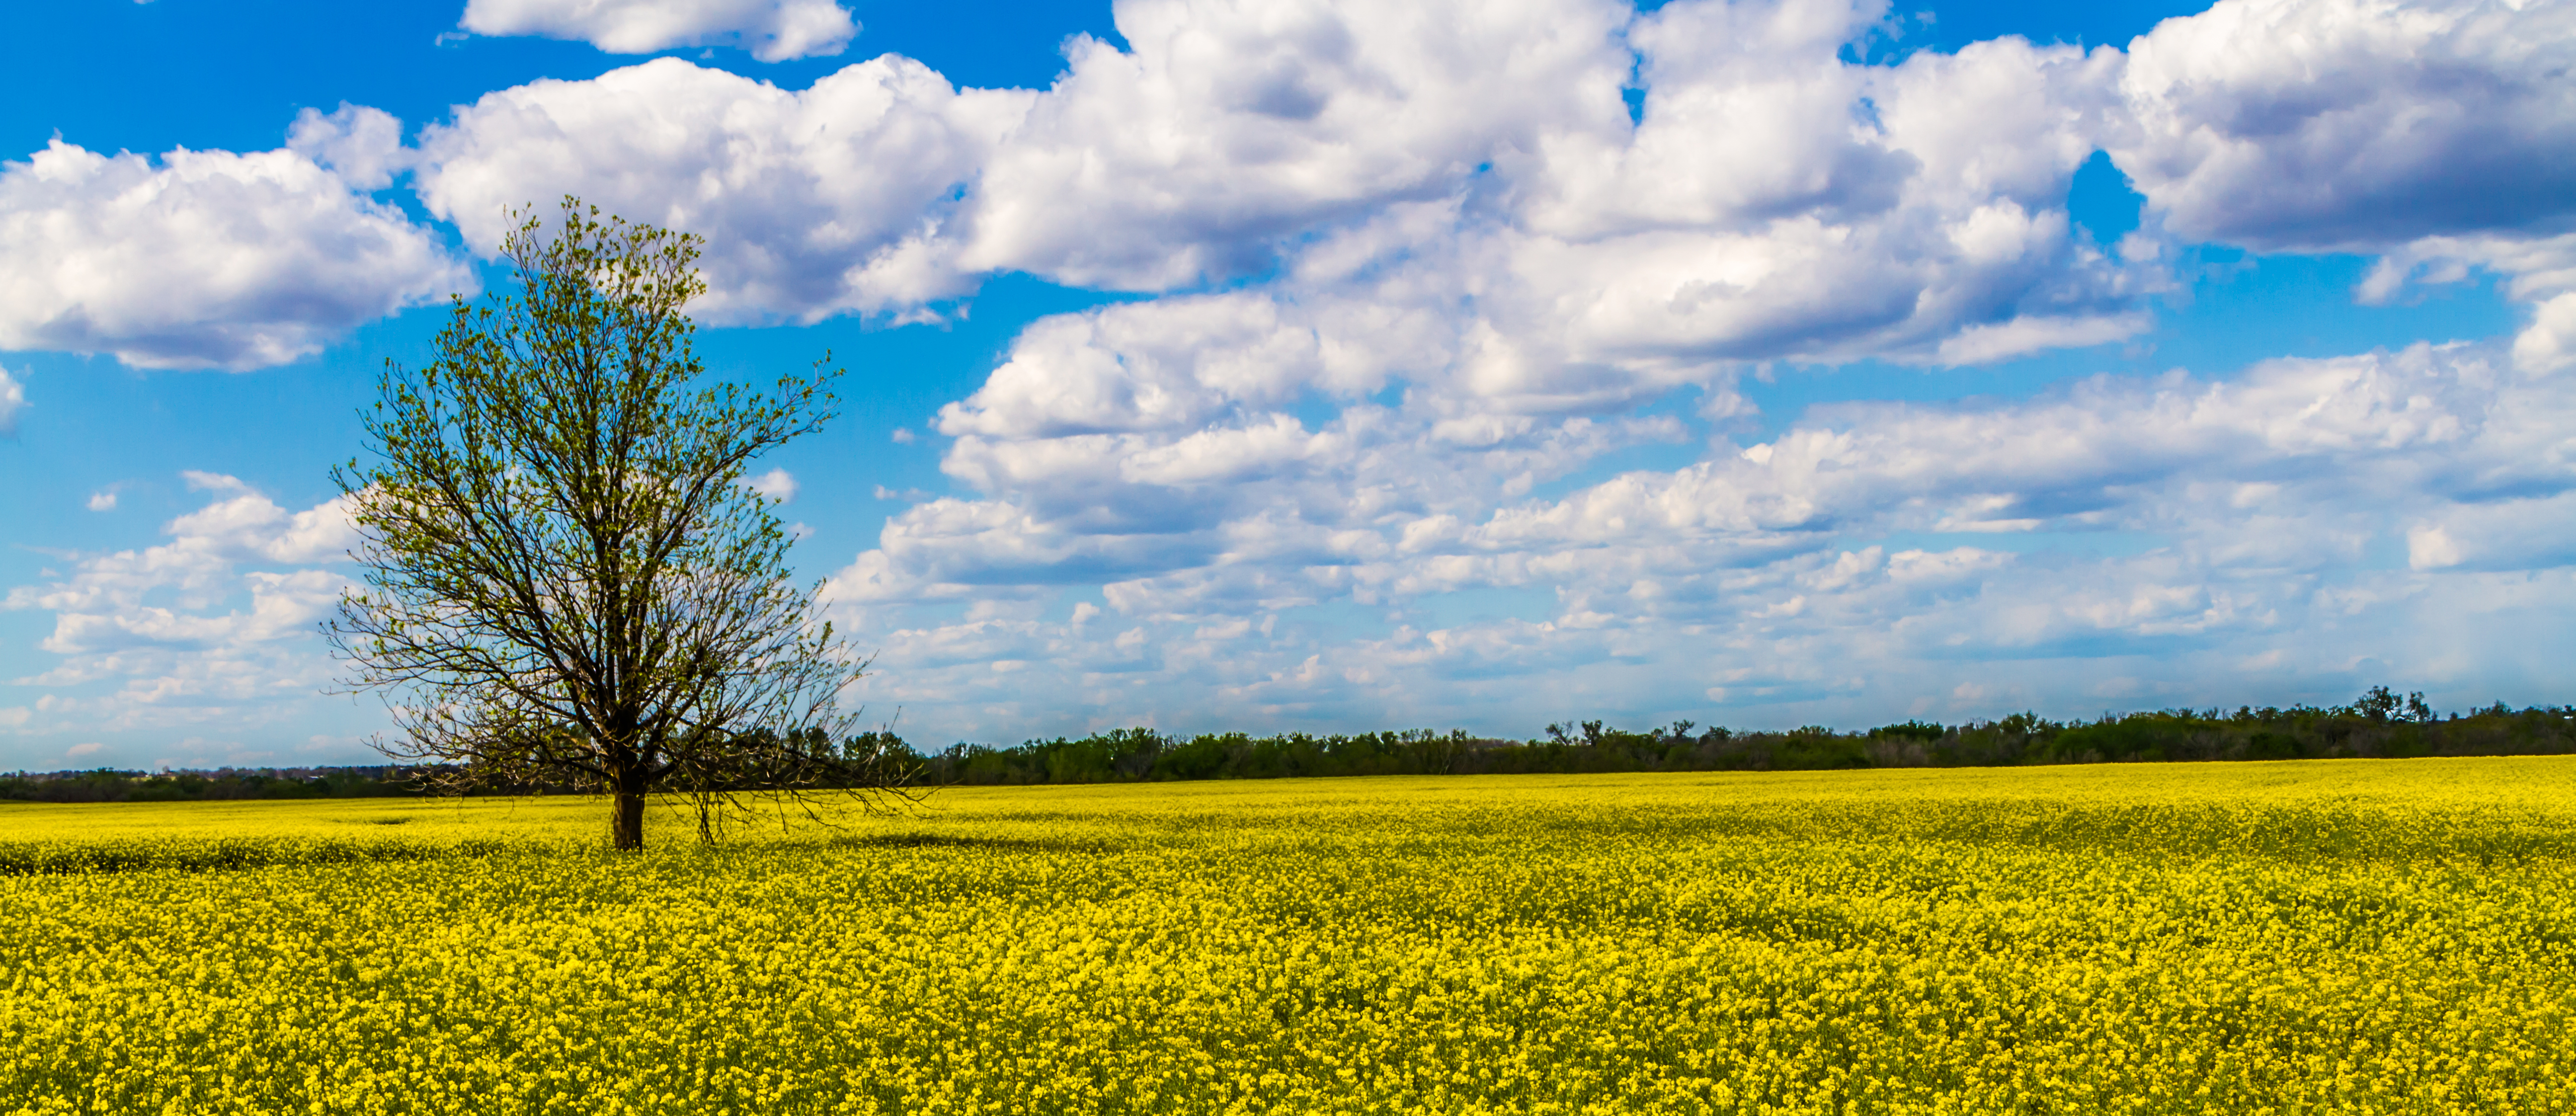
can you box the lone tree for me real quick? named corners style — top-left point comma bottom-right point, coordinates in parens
top-left (329, 198), bottom-right (906, 850)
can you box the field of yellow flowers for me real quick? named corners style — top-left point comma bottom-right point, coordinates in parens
top-left (5, 758), bottom-right (2575, 1115)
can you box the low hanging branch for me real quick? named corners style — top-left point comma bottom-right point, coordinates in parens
top-left (327, 197), bottom-right (914, 850)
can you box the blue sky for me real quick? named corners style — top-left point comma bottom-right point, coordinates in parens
top-left (3, 0), bottom-right (2572, 770)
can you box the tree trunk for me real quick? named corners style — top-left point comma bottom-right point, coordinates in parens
top-left (610, 783), bottom-right (646, 851)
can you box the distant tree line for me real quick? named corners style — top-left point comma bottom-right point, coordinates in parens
top-left (13, 690), bottom-right (2573, 799)
top-left (0, 764), bottom-right (594, 804)
top-left (894, 688), bottom-right (2576, 785)
top-left (0, 766), bottom-right (432, 803)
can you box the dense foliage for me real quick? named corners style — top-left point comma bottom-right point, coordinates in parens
top-left (5, 764), bottom-right (2576, 1114)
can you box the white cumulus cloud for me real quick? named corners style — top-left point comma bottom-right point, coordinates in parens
top-left (2112, 0), bottom-right (2576, 252)
top-left (0, 138), bottom-right (466, 370)
top-left (460, 0), bottom-right (858, 62)
top-left (286, 102), bottom-right (411, 191)
top-left (953, 0), bottom-right (1634, 289)
top-left (412, 56), bottom-right (1031, 320)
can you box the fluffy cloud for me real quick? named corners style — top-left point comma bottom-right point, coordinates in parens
top-left (2112, 0), bottom-right (2576, 252)
top-left (952, 0), bottom-right (1633, 288)
top-left (0, 138), bottom-right (465, 370)
top-left (949, 0), bottom-right (2133, 365)
top-left (897, 1), bottom-right (2159, 458)
top-left (884, 285), bottom-right (1699, 608)
top-left (286, 102), bottom-right (410, 191)
top-left (2, 474), bottom-right (360, 734)
top-left (936, 294), bottom-right (1348, 440)
top-left (412, 57), bottom-right (1031, 319)
top-left (745, 467), bottom-right (799, 502)
top-left (1488, 2), bottom-right (2145, 368)
top-left (459, 0), bottom-right (858, 62)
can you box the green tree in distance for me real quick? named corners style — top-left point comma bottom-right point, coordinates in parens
top-left (329, 198), bottom-right (906, 850)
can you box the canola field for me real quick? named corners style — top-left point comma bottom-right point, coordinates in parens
top-left (5, 759), bottom-right (2576, 1115)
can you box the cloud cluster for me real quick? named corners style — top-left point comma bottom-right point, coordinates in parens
top-left (0, 137), bottom-right (465, 370)
top-left (379, 0), bottom-right (2548, 388)
top-left (834, 338), bottom-right (2576, 737)
top-left (2, 475), bottom-right (359, 736)
top-left (403, 0), bottom-right (2152, 370)
top-left (460, 0), bottom-right (859, 62)
top-left (389, 0), bottom-right (2576, 372)
top-left (16, 0), bottom-right (2572, 376)
top-left (810, 0), bottom-right (2576, 741)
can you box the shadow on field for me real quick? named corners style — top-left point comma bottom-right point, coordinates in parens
top-left (828, 832), bottom-right (1123, 855)
top-left (0, 837), bottom-right (522, 877)
top-left (0, 831), bottom-right (1125, 877)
